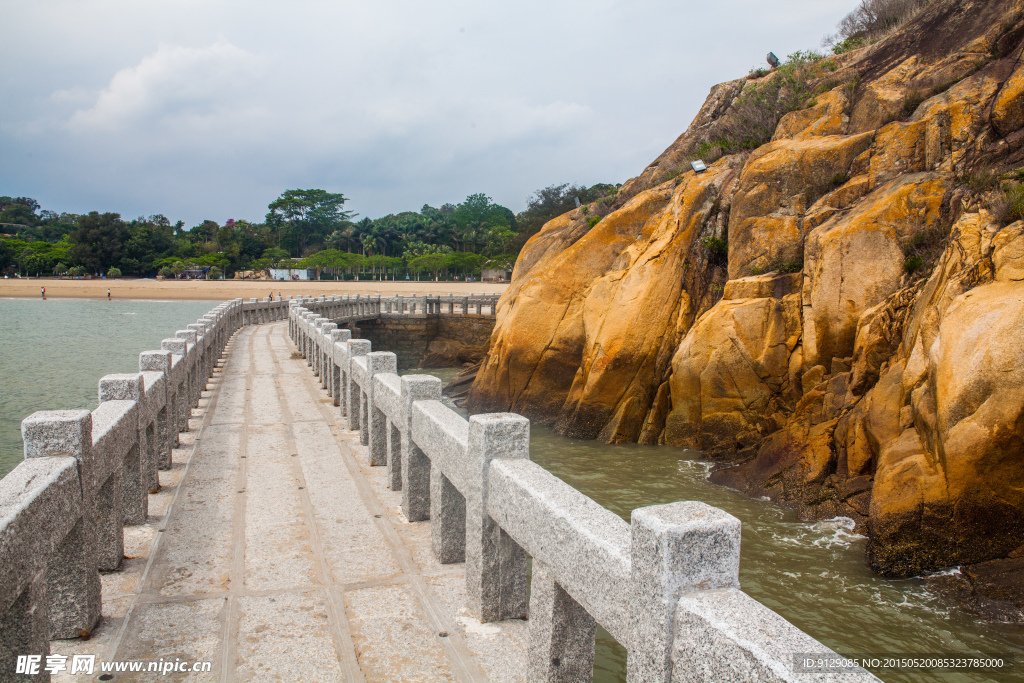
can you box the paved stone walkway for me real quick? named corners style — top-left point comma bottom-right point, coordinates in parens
top-left (52, 322), bottom-right (526, 682)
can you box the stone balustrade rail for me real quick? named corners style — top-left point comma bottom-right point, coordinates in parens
top-left (1, 299), bottom-right (243, 678)
top-left (239, 292), bottom-right (500, 327)
top-left (291, 302), bottom-right (879, 683)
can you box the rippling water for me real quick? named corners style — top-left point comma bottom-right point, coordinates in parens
top-left (2, 304), bottom-right (1020, 682)
top-left (0, 298), bottom-right (217, 478)
top-left (412, 368), bottom-right (1024, 683)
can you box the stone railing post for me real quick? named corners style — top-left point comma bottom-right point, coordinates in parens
top-left (465, 413), bottom-right (530, 622)
top-left (304, 313), bottom-right (315, 360)
top-left (345, 340), bottom-right (371, 430)
top-left (161, 338), bottom-right (190, 433)
top-left (311, 318), bottom-right (322, 375)
top-left (187, 323), bottom-right (209, 383)
top-left (320, 323), bottom-right (337, 389)
top-left (627, 502), bottom-right (741, 682)
top-left (316, 319), bottom-right (330, 377)
top-left (329, 329), bottom-right (351, 404)
top-left (528, 561), bottom-right (598, 682)
top-left (140, 350), bottom-right (176, 460)
top-left (311, 319), bottom-right (323, 376)
top-left (398, 375), bottom-right (442, 521)
top-left (306, 315), bottom-right (317, 367)
top-left (175, 330), bottom-right (200, 407)
top-left (202, 314), bottom-right (218, 355)
top-left (21, 410), bottom-right (102, 638)
top-left (98, 374), bottom-right (148, 525)
top-left (0, 458), bottom-right (87, 671)
top-left (299, 311), bottom-right (309, 357)
top-left (308, 315), bottom-right (322, 366)
top-left (364, 351), bottom-right (397, 463)
top-left (431, 457), bottom-right (467, 564)
top-left (204, 316), bottom-right (217, 373)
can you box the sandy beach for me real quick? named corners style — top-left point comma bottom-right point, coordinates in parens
top-left (0, 277), bottom-right (509, 300)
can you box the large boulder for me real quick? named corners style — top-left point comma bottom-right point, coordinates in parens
top-left (802, 172), bottom-right (945, 369)
top-left (869, 278), bottom-right (1024, 574)
top-left (663, 273), bottom-right (802, 453)
top-left (727, 132), bottom-right (874, 278)
top-left (866, 215), bottom-right (1024, 575)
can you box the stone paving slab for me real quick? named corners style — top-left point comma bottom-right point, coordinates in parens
top-left (49, 321), bottom-right (526, 682)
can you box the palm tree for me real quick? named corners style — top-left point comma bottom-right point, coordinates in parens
top-left (354, 218), bottom-right (374, 254)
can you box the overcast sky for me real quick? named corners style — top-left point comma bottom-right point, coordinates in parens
top-left (0, 0), bottom-right (853, 226)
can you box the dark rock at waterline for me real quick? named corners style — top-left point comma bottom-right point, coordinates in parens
top-left (418, 338), bottom-right (487, 369)
top-left (929, 557), bottom-right (1024, 623)
top-left (442, 360), bottom-right (482, 407)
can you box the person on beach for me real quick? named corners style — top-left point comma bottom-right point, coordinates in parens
top-left (40, 287), bottom-right (45, 298)
top-left (107, 288), bottom-right (111, 300)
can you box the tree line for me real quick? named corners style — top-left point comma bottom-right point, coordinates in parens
top-left (0, 181), bottom-right (619, 280)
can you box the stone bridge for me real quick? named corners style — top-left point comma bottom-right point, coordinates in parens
top-left (244, 293), bottom-right (499, 370)
top-left (0, 296), bottom-right (876, 682)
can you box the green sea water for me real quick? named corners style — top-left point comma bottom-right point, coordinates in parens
top-left (0, 297), bottom-right (217, 478)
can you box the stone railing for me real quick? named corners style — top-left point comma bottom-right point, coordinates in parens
top-left (0, 299), bottom-right (243, 674)
top-left (290, 303), bottom-right (879, 682)
top-left (239, 293), bottom-right (500, 328)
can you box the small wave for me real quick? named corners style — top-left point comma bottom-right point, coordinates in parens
top-left (676, 459), bottom-right (715, 481)
top-left (810, 517), bottom-right (866, 549)
top-left (677, 459), bottom-right (714, 472)
top-left (922, 566), bottom-right (962, 578)
top-left (769, 516), bottom-right (866, 550)
top-left (866, 584), bottom-right (951, 618)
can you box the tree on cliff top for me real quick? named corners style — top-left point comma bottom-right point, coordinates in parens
top-left (514, 183), bottom-right (621, 246)
top-left (835, 0), bottom-right (933, 43)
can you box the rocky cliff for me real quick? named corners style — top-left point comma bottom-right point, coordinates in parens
top-left (467, 0), bottom-right (1024, 588)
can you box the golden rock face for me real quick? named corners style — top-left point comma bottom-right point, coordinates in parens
top-left (468, 0), bottom-right (1024, 574)
top-left (728, 132), bottom-right (875, 279)
top-left (469, 161), bottom-right (739, 442)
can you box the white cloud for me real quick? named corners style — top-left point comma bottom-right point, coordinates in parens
top-left (68, 41), bottom-right (266, 132)
top-left (0, 0), bottom-right (856, 223)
